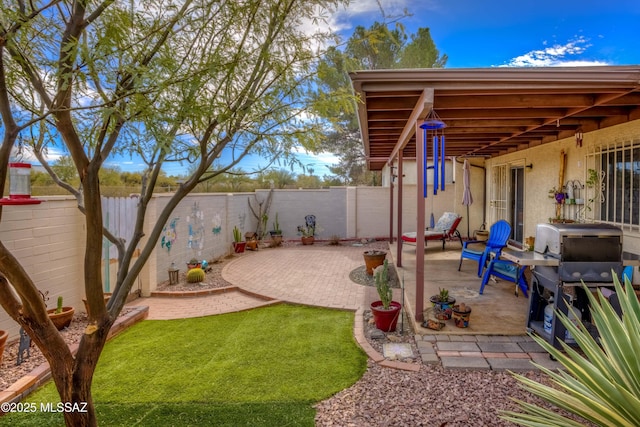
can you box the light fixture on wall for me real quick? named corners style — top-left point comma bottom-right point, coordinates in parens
top-left (575, 128), bottom-right (584, 147)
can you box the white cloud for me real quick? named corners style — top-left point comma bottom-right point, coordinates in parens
top-left (329, 0), bottom-right (413, 32)
top-left (501, 36), bottom-right (608, 67)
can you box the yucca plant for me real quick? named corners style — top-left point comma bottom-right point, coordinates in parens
top-left (501, 272), bottom-right (640, 426)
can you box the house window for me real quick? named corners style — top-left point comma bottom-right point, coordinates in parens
top-left (594, 141), bottom-right (640, 227)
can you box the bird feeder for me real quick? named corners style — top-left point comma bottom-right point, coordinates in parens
top-left (0, 162), bottom-right (42, 205)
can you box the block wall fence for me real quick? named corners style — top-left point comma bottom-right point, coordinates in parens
top-left (4, 186), bottom-right (466, 339)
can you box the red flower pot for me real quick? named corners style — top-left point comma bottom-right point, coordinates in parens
top-left (370, 301), bottom-right (402, 332)
top-left (233, 241), bottom-right (246, 253)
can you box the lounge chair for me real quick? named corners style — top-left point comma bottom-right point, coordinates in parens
top-left (401, 212), bottom-right (463, 250)
top-left (458, 219), bottom-right (511, 277)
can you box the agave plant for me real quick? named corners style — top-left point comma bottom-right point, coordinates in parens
top-left (501, 272), bottom-right (640, 426)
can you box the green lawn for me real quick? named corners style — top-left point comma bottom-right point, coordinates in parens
top-left (1, 304), bottom-right (367, 426)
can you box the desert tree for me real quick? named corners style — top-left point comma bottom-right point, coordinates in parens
top-left (0, 0), bottom-right (347, 425)
top-left (315, 21), bottom-right (447, 184)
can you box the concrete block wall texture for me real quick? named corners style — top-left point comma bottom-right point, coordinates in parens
top-left (0, 197), bottom-right (85, 339)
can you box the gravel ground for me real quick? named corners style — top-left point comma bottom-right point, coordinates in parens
top-left (314, 360), bottom-right (560, 427)
top-left (2, 240), bottom-right (568, 426)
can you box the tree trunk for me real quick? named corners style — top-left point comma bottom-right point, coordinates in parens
top-left (49, 315), bottom-right (112, 427)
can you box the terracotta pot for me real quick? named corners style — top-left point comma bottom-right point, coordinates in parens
top-left (270, 235), bottom-right (283, 247)
top-left (246, 240), bottom-right (259, 251)
top-left (301, 236), bottom-right (314, 245)
top-left (370, 301), bottom-right (402, 332)
top-left (363, 250), bottom-right (387, 275)
top-left (47, 307), bottom-right (75, 330)
top-left (0, 329), bottom-right (8, 366)
top-left (233, 241), bottom-right (246, 253)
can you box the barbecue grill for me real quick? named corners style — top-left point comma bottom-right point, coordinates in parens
top-left (527, 223), bottom-right (623, 348)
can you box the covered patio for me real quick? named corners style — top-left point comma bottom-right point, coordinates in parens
top-left (350, 65), bottom-right (640, 326)
top-left (388, 240), bottom-right (529, 335)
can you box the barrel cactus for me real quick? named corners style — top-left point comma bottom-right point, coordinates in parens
top-left (186, 268), bottom-right (205, 283)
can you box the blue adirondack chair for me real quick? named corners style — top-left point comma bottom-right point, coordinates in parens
top-left (458, 220), bottom-right (512, 277)
top-left (480, 258), bottom-right (529, 297)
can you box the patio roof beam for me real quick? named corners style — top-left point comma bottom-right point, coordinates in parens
top-left (467, 87), bottom-right (640, 156)
top-left (388, 88), bottom-right (434, 165)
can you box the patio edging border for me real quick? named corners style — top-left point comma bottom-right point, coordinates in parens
top-left (0, 305), bottom-right (149, 408)
top-left (353, 308), bottom-right (420, 372)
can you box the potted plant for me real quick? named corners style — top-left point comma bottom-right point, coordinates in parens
top-left (370, 260), bottom-right (402, 332)
top-left (47, 296), bottom-right (75, 330)
top-left (187, 258), bottom-right (202, 269)
top-left (363, 249), bottom-right (387, 275)
top-left (269, 213), bottom-right (283, 247)
top-left (429, 288), bottom-right (456, 320)
top-left (297, 224), bottom-right (315, 245)
top-left (0, 329), bottom-right (7, 365)
top-left (232, 225), bottom-right (246, 253)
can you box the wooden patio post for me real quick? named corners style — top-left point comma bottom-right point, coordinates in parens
top-left (396, 152), bottom-right (403, 267)
top-left (415, 121), bottom-right (425, 322)
top-left (389, 160), bottom-right (394, 244)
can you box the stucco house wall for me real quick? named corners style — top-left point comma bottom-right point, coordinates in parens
top-left (485, 119), bottom-right (640, 256)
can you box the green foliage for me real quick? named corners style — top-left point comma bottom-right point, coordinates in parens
top-left (55, 296), bottom-right (63, 314)
top-left (375, 260), bottom-right (393, 309)
top-left (437, 288), bottom-right (450, 302)
top-left (313, 20), bottom-right (447, 185)
top-left (232, 226), bottom-right (242, 243)
top-left (51, 156), bottom-right (78, 182)
top-left (501, 273), bottom-right (640, 426)
top-left (186, 268), bottom-right (205, 283)
top-left (272, 213), bottom-right (281, 234)
top-left (3, 305), bottom-right (366, 426)
top-left (260, 169), bottom-right (297, 189)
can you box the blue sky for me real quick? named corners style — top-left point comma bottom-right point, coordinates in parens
top-left (19, 0), bottom-right (640, 178)
top-left (218, 0), bottom-right (640, 177)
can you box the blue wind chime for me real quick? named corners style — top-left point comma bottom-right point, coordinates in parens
top-left (419, 110), bottom-right (447, 227)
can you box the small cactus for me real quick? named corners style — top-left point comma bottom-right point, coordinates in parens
top-left (186, 268), bottom-right (205, 283)
top-left (56, 296), bottom-right (63, 314)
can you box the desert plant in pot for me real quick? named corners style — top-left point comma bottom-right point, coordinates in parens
top-left (363, 250), bottom-right (386, 275)
top-left (370, 260), bottom-right (401, 332)
top-left (297, 224), bottom-right (315, 245)
top-left (47, 296), bottom-right (75, 330)
top-left (429, 288), bottom-right (456, 320)
top-left (269, 213), bottom-right (283, 246)
top-left (232, 226), bottom-right (246, 253)
top-left (187, 258), bottom-right (202, 269)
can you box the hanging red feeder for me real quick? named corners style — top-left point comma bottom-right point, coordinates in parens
top-left (0, 162), bottom-right (43, 205)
